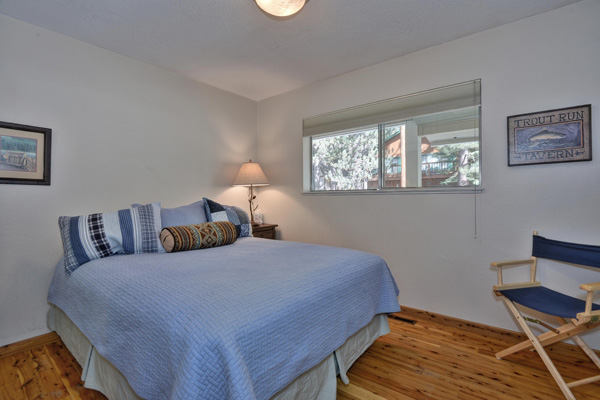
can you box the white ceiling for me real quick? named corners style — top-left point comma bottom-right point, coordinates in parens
top-left (0, 0), bottom-right (581, 101)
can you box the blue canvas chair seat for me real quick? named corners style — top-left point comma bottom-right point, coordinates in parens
top-left (500, 287), bottom-right (600, 319)
top-left (490, 232), bottom-right (600, 400)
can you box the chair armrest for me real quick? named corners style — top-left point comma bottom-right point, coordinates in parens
top-left (490, 258), bottom-right (537, 288)
top-left (494, 281), bottom-right (541, 291)
top-left (490, 259), bottom-right (534, 267)
top-left (577, 282), bottom-right (600, 322)
top-left (580, 282), bottom-right (600, 292)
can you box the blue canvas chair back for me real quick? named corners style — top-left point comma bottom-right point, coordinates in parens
top-left (533, 235), bottom-right (600, 269)
top-left (499, 235), bottom-right (600, 320)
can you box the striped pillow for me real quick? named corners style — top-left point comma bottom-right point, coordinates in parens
top-left (59, 202), bottom-right (162, 275)
top-left (160, 221), bottom-right (237, 253)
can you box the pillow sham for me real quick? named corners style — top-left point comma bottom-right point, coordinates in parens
top-left (203, 198), bottom-right (252, 238)
top-left (160, 221), bottom-right (237, 253)
top-left (132, 200), bottom-right (207, 228)
top-left (59, 202), bottom-right (162, 275)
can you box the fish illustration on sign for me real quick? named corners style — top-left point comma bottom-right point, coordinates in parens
top-left (515, 122), bottom-right (582, 152)
top-left (528, 129), bottom-right (566, 143)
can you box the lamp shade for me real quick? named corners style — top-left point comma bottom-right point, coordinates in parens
top-left (233, 160), bottom-right (270, 187)
top-left (254, 0), bottom-right (307, 17)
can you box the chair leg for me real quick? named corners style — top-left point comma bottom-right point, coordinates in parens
top-left (564, 327), bottom-right (600, 389)
top-left (573, 335), bottom-right (600, 371)
top-left (496, 328), bottom-right (558, 359)
top-left (557, 318), bottom-right (600, 370)
top-left (501, 298), bottom-right (576, 400)
top-left (497, 320), bottom-right (593, 359)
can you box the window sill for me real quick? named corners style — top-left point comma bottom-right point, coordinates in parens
top-left (302, 187), bottom-right (484, 195)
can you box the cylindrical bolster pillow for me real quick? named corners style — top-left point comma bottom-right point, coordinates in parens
top-left (160, 221), bottom-right (238, 253)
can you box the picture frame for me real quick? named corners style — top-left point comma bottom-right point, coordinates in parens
top-left (0, 121), bottom-right (52, 185)
top-left (507, 104), bottom-right (591, 167)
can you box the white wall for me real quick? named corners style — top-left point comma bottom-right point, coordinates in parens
top-left (0, 15), bottom-right (257, 346)
top-left (2, 1), bottom-right (599, 350)
top-left (257, 0), bottom-right (600, 347)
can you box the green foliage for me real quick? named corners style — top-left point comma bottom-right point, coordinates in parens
top-left (435, 142), bottom-right (480, 186)
top-left (384, 125), bottom-right (402, 140)
top-left (312, 129), bottom-right (378, 190)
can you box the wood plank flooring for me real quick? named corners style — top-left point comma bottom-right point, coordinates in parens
top-left (338, 307), bottom-right (600, 400)
top-left (0, 333), bottom-right (105, 400)
top-left (1, 307), bottom-right (599, 399)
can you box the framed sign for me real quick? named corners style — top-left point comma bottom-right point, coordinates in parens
top-left (507, 104), bottom-right (591, 166)
top-left (0, 121), bottom-right (52, 185)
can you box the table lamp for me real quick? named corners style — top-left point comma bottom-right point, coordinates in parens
top-left (233, 159), bottom-right (269, 225)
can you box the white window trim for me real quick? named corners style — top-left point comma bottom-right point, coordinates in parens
top-left (302, 80), bottom-right (482, 194)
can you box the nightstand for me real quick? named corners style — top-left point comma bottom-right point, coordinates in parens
top-left (252, 224), bottom-right (278, 239)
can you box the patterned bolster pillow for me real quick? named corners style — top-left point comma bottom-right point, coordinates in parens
top-left (160, 221), bottom-right (238, 253)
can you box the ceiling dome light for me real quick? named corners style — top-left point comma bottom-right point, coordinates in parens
top-left (255, 0), bottom-right (308, 17)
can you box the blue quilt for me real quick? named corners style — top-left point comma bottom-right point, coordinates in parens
top-left (48, 238), bottom-right (400, 400)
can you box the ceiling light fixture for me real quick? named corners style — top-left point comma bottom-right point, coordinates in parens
top-left (254, 0), bottom-right (308, 17)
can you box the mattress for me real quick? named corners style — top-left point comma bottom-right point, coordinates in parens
top-left (48, 305), bottom-right (390, 400)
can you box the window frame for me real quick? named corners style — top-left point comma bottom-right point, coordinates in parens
top-left (303, 80), bottom-right (483, 195)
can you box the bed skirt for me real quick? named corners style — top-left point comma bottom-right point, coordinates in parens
top-left (47, 305), bottom-right (389, 400)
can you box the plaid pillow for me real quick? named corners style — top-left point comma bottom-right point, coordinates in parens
top-left (58, 202), bottom-right (162, 275)
top-left (203, 198), bottom-right (252, 238)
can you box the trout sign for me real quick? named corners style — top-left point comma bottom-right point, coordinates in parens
top-left (507, 105), bottom-right (591, 166)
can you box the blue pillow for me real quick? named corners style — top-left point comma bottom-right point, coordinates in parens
top-left (59, 202), bottom-right (163, 275)
top-left (134, 200), bottom-right (207, 228)
top-left (203, 198), bottom-right (251, 238)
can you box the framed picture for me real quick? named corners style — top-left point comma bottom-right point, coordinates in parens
top-left (507, 104), bottom-right (591, 166)
top-left (0, 121), bottom-right (52, 185)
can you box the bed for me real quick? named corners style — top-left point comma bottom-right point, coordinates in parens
top-left (48, 202), bottom-right (400, 400)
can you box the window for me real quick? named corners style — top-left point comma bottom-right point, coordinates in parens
top-left (311, 126), bottom-right (378, 191)
top-left (303, 80), bottom-right (481, 192)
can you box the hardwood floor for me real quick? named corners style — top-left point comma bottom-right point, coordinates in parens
top-left (338, 308), bottom-right (600, 400)
top-left (0, 332), bottom-right (105, 400)
top-left (1, 307), bottom-right (599, 399)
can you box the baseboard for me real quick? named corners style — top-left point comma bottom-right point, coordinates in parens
top-left (0, 331), bottom-right (60, 359)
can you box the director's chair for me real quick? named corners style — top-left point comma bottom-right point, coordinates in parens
top-left (490, 231), bottom-right (600, 400)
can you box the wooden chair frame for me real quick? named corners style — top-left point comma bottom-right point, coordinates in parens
top-left (491, 232), bottom-right (600, 400)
